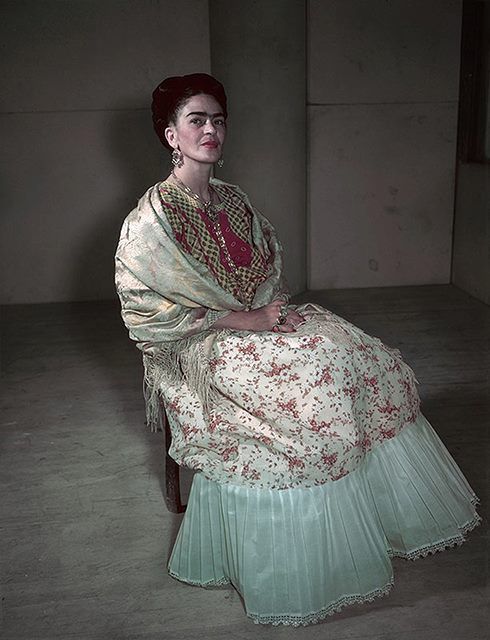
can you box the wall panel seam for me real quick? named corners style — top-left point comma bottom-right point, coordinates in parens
top-left (0, 108), bottom-right (149, 116)
top-left (308, 101), bottom-right (458, 107)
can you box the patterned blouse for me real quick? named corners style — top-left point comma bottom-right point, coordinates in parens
top-left (159, 181), bottom-right (269, 308)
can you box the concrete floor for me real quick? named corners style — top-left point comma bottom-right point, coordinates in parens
top-left (1, 284), bottom-right (488, 640)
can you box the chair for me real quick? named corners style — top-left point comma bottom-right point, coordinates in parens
top-left (143, 359), bottom-right (186, 514)
top-left (143, 370), bottom-right (186, 513)
top-left (157, 396), bottom-right (186, 514)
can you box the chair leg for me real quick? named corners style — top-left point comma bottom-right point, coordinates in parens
top-left (160, 399), bottom-right (186, 514)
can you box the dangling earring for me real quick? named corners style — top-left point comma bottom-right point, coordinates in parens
top-left (172, 148), bottom-right (184, 168)
top-left (217, 156), bottom-right (224, 168)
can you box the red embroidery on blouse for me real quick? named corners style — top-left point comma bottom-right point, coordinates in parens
top-left (196, 208), bottom-right (253, 271)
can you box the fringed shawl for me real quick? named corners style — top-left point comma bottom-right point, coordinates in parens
top-left (115, 178), bottom-right (288, 427)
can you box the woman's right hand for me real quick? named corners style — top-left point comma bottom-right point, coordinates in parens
top-left (212, 300), bottom-right (305, 333)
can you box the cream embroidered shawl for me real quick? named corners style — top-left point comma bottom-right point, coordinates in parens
top-left (114, 178), bottom-right (288, 425)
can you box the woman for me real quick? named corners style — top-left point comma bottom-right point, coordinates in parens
top-left (115, 73), bottom-right (480, 626)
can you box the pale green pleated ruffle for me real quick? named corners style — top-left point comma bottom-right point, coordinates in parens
top-left (168, 414), bottom-right (480, 626)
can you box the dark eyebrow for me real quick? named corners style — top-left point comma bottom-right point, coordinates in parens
top-left (185, 111), bottom-right (225, 118)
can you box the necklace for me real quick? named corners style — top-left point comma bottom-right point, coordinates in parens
top-left (170, 172), bottom-right (221, 219)
top-left (169, 172), bottom-right (239, 278)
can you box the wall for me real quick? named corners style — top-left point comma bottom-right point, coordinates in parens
top-left (307, 0), bottom-right (463, 289)
top-left (1, 1), bottom-right (472, 303)
top-left (209, 0), bottom-right (307, 295)
top-left (0, 0), bottom-right (210, 304)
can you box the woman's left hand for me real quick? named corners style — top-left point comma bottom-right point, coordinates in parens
top-left (272, 305), bottom-right (306, 333)
top-left (211, 300), bottom-right (305, 333)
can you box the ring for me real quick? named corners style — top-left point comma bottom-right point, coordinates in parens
top-left (277, 304), bottom-right (288, 325)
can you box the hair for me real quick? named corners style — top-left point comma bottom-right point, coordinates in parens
top-left (151, 73), bottom-right (227, 150)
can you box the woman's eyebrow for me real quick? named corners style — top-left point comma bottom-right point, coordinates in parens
top-left (185, 111), bottom-right (225, 118)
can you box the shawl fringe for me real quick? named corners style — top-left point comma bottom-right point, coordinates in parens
top-left (143, 331), bottom-right (223, 431)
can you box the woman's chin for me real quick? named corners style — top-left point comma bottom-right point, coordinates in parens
top-left (199, 155), bottom-right (221, 166)
top-left (184, 150), bottom-right (222, 166)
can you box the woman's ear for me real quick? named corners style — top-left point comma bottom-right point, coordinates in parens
top-left (165, 126), bottom-right (177, 150)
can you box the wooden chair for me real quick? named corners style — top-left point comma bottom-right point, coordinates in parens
top-left (143, 361), bottom-right (186, 514)
top-left (143, 372), bottom-right (186, 513)
top-left (157, 396), bottom-right (186, 513)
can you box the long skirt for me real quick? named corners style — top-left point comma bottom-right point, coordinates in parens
top-left (161, 304), bottom-right (480, 626)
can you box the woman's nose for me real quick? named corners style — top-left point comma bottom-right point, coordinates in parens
top-left (203, 119), bottom-right (216, 133)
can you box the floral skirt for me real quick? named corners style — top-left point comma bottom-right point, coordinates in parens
top-left (162, 304), bottom-right (480, 625)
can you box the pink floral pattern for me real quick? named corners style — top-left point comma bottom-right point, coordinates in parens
top-left (162, 304), bottom-right (421, 490)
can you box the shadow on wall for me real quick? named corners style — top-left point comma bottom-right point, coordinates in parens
top-left (70, 101), bottom-right (170, 303)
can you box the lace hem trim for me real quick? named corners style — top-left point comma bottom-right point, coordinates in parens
top-left (248, 578), bottom-right (394, 627)
top-left (389, 510), bottom-right (482, 561)
top-left (168, 571), bottom-right (231, 588)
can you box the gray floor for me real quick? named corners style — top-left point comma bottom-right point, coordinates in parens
top-left (1, 284), bottom-right (489, 640)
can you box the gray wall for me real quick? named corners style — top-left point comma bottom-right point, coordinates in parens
top-left (209, 0), bottom-right (307, 295)
top-left (307, 0), bottom-right (462, 289)
top-left (1, 1), bottom-right (477, 305)
top-left (0, 0), bottom-right (210, 304)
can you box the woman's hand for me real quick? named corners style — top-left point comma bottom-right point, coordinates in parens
top-left (212, 300), bottom-right (305, 333)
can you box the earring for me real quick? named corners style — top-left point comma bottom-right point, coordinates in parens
top-left (172, 148), bottom-right (184, 168)
top-left (217, 157), bottom-right (224, 168)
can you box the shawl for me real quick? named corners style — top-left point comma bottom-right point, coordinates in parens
top-left (115, 178), bottom-right (288, 426)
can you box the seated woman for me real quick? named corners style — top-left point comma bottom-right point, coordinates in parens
top-left (115, 73), bottom-right (480, 626)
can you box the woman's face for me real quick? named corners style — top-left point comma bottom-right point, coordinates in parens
top-left (165, 93), bottom-right (226, 166)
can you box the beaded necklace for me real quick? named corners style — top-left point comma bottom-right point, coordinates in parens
top-left (160, 179), bottom-right (269, 308)
top-left (170, 172), bottom-right (222, 221)
top-left (167, 174), bottom-right (240, 277)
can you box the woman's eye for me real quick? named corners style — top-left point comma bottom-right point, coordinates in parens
top-left (214, 119), bottom-right (226, 127)
top-left (190, 118), bottom-right (204, 126)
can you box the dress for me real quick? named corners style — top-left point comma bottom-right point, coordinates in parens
top-left (115, 179), bottom-right (480, 626)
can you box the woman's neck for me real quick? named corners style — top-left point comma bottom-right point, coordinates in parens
top-left (171, 162), bottom-right (213, 201)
